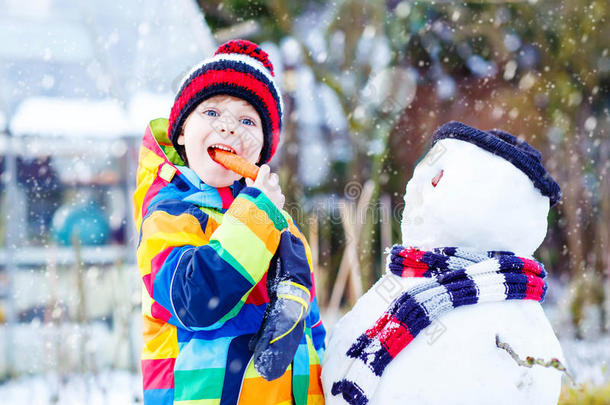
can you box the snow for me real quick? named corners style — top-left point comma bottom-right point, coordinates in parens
top-left (298, 129), bottom-right (330, 187)
top-left (294, 66), bottom-right (321, 128)
top-left (357, 34), bottom-right (392, 72)
top-left (504, 33), bottom-right (522, 52)
top-left (360, 67), bottom-right (417, 115)
top-left (400, 139), bottom-right (549, 255)
top-left (1, 0), bottom-right (217, 137)
top-left (322, 133), bottom-right (563, 404)
top-left (466, 55), bottom-right (498, 78)
top-left (280, 37), bottom-right (303, 67)
top-left (559, 336), bottom-right (610, 385)
top-left (126, 91), bottom-right (174, 134)
top-left (0, 110), bottom-right (6, 132)
top-left (435, 75), bottom-right (456, 100)
top-left (9, 92), bottom-right (176, 138)
top-left (0, 19), bottom-right (93, 63)
top-left (10, 97), bottom-right (130, 138)
top-left (0, 307), bottom-right (605, 404)
top-left (303, 28), bottom-right (329, 64)
top-left (318, 83), bottom-right (348, 133)
top-left (0, 318), bottom-right (142, 376)
top-left (260, 41), bottom-right (284, 83)
top-left (0, 370), bottom-right (142, 405)
top-left (324, 288), bottom-right (563, 405)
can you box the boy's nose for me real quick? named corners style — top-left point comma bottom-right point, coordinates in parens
top-left (216, 115), bottom-right (237, 135)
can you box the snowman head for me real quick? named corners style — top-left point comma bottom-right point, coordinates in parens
top-left (401, 122), bottom-right (561, 256)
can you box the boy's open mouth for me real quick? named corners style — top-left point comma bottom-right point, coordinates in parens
top-left (207, 143), bottom-right (260, 181)
top-left (208, 144), bottom-right (237, 160)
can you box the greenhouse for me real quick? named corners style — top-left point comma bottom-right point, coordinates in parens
top-left (0, 0), bottom-right (216, 379)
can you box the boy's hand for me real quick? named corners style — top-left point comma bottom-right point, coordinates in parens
top-left (245, 164), bottom-right (285, 210)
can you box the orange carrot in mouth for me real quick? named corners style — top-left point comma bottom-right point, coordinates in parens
top-left (209, 148), bottom-right (259, 181)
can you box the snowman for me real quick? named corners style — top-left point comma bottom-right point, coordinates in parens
top-left (322, 121), bottom-right (566, 405)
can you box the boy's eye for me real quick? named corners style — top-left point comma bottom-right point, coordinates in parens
top-left (204, 109), bottom-right (218, 117)
top-left (241, 118), bottom-right (255, 126)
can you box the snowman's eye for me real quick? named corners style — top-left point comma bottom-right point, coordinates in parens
top-left (431, 169), bottom-right (444, 187)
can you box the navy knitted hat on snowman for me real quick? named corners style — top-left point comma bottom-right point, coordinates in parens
top-left (168, 39), bottom-right (283, 165)
top-left (432, 121), bottom-right (562, 206)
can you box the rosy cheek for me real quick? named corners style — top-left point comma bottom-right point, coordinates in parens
top-left (243, 132), bottom-right (263, 159)
top-left (431, 169), bottom-right (444, 187)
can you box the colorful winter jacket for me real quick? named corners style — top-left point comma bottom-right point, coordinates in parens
top-left (133, 118), bottom-right (326, 405)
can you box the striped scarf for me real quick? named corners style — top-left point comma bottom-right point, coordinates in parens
top-left (331, 245), bottom-right (547, 405)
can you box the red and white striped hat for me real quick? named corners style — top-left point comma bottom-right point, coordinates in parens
top-left (168, 39), bottom-right (283, 164)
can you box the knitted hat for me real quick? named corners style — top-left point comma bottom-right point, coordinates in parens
top-left (168, 39), bottom-right (283, 165)
top-left (432, 121), bottom-right (562, 206)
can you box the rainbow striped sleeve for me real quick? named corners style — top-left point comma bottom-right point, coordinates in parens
top-left (309, 297), bottom-right (326, 361)
top-left (137, 186), bottom-right (287, 330)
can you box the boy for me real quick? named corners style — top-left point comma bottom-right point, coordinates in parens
top-left (133, 40), bottom-right (326, 405)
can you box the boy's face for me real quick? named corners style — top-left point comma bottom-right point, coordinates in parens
top-left (177, 94), bottom-right (264, 188)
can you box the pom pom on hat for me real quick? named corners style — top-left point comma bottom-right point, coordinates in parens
top-left (168, 39), bottom-right (283, 165)
top-left (432, 121), bottom-right (562, 206)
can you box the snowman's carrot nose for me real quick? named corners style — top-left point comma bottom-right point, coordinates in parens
top-left (431, 169), bottom-right (444, 187)
top-left (209, 148), bottom-right (259, 181)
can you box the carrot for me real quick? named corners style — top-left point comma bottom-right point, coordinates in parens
top-left (209, 149), bottom-right (259, 181)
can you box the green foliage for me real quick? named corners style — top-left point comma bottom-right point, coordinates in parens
top-left (198, 0), bottom-right (326, 41)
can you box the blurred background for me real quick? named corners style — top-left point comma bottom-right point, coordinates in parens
top-left (0, 0), bottom-right (608, 403)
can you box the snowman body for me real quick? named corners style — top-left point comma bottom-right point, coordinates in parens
top-left (322, 139), bottom-right (564, 404)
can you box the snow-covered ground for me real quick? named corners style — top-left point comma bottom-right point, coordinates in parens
top-left (0, 335), bottom-right (606, 405)
top-left (0, 370), bottom-right (142, 405)
top-left (0, 272), bottom-right (606, 404)
top-left (0, 319), bottom-right (607, 404)
top-left (560, 336), bottom-right (610, 386)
